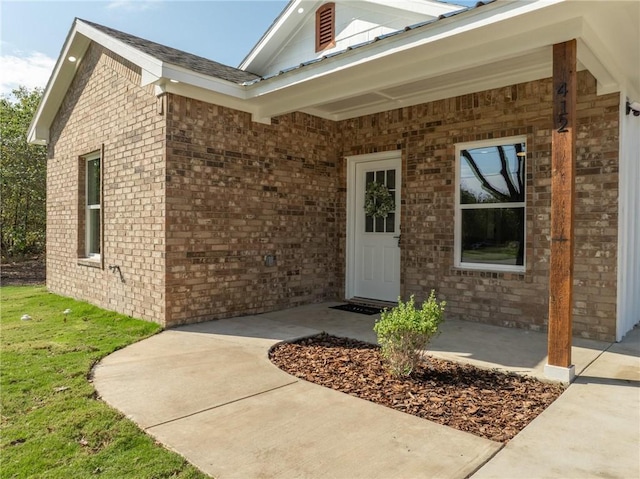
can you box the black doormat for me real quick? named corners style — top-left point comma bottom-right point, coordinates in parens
top-left (330, 303), bottom-right (382, 315)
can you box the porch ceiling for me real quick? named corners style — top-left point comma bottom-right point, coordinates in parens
top-left (302, 47), bottom-right (555, 120)
top-left (28, 0), bottom-right (638, 144)
top-left (243, 0), bottom-right (637, 122)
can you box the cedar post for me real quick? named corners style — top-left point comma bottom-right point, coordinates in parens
top-left (547, 40), bottom-right (577, 377)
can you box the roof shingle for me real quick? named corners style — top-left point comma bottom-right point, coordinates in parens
top-left (79, 19), bottom-right (260, 84)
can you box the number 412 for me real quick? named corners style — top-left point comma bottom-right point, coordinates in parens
top-left (556, 82), bottom-right (568, 133)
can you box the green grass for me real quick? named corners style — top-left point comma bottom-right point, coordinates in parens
top-left (462, 246), bottom-right (517, 263)
top-left (0, 286), bottom-right (207, 479)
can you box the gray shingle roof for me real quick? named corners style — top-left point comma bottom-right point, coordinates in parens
top-left (79, 2), bottom-right (494, 87)
top-left (78, 19), bottom-right (260, 84)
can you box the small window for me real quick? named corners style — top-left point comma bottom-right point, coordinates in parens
top-left (365, 169), bottom-right (396, 234)
top-left (316, 3), bottom-right (335, 52)
top-left (455, 137), bottom-right (526, 272)
top-left (82, 151), bottom-right (101, 258)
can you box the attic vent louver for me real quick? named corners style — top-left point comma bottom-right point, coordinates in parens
top-left (316, 3), bottom-right (335, 52)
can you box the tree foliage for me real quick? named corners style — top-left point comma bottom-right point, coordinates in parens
top-left (1, 87), bottom-right (46, 258)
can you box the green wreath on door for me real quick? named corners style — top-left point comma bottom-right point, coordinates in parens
top-left (364, 182), bottom-right (394, 219)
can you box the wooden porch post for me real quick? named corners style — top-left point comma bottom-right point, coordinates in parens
top-left (546, 40), bottom-right (577, 382)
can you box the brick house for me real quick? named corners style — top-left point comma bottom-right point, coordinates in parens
top-left (29, 0), bottom-right (638, 352)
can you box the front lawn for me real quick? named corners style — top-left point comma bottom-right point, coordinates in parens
top-left (0, 286), bottom-right (207, 478)
top-left (462, 246), bottom-right (517, 263)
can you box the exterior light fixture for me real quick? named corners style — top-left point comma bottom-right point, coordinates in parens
top-left (68, 56), bottom-right (77, 62)
top-left (169, 79), bottom-right (179, 83)
top-left (298, 7), bottom-right (304, 13)
top-left (626, 100), bottom-right (640, 116)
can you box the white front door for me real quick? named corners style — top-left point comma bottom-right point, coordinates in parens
top-left (347, 153), bottom-right (401, 303)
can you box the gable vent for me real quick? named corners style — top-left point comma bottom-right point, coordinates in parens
top-left (316, 3), bottom-right (335, 52)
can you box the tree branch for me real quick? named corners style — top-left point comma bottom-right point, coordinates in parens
top-left (497, 145), bottom-right (519, 200)
top-left (461, 150), bottom-right (509, 202)
top-left (514, 143), bottom-right (525, 202)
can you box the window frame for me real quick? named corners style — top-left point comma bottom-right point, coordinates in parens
top-left (454, 136), bottom-right (527, 273)
top-left (82, 150), bottom-right (102, 261)
top-left (315, 3), bottom-right (336, 52)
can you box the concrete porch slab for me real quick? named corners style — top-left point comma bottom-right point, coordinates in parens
top-left (258, 303), bottom-right (610, 382)
top-left (93, 302), bottom-right (638, 479)
top-left (148, 380), bottom-right (501, 479)
top-left (93, 316), bottom-right (319, 428)
top-left (429, 319), bottom-right (607, 381)
top-left (260, 301), bottom-right (379, 344)
top-left (471, 327), bottom-right (640, 479)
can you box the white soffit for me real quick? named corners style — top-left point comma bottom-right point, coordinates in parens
top-left (74, 21), bottom-right (161, 77)
top-left (28, 18), bottom-right (251, 144)
top-left (306, 47), bottom-right (553, 119)
top-left (365, 0), bottom-right (465, 17)
top-left (239, 0), bottom-right (320, 73)
top-left (27, 24), bottom-right (90, 144)
top-left (244, 0), bottom-right (637, 121)
top-left (29, 0), bottom-right (638, 143)
top-left (239, 0), bottom-right (462, 74)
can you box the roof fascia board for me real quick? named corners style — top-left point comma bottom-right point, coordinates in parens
top-left (239, 0), bottom-right (316, 71)
top-left (76, 20), bottom-right (249, 96)
top-left (28, 22), bottom-right (91, 144)
top-left (330, 0), bottom-right (452, 20)
top-left (247, 0), bottom-right (561, 97)
top-left (363, 0), bottom-right (462, 17)
top-left (250, 2), bottom-right (321, 76)
top-left (577, 39), bottom-right (619, 97)
top-left (163, 82), bottom-right (265, 123)
top-left (578, 18), bottom-right (626, 97)
top-left (238, 0), bottom-right (297, 70)
top-left (152, 64), bottom-right (248, 98)
top-left (75, 20), bottom-right (163, 77)
top-left (249, 15), bottom-right (585, 120)
top-left (28, 18), bottom-right (250, 144)
top-left (28, 19), bottom-right (165, 145)
top-left (141, 69), bottom-right (160, 87)
top-left (240, 0), bottom-right (462, 72)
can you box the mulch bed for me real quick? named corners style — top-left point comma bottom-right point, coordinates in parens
top-left (269, 333), bottom-right (565, 443)
top-left (0, 257), bottom-right (46, 286)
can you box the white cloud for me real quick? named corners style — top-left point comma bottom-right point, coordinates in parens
top-left (106, 0), bottom-right (160, 12)
top-left (0, 51), bottom-right (56, 97)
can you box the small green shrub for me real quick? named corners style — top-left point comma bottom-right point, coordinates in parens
top-left (374, 291), bottom-right (446, 377)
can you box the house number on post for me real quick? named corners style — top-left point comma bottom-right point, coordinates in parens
top-left (556, 82), bottom-right (569, 133)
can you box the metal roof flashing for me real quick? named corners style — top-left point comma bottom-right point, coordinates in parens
top-left (239, 1), bottom-right (496, 86)
top-left (30, 0), bottom-right (638, 142)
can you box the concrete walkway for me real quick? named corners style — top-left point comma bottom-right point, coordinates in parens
top-left (93, 303), bottom-right (640, 479)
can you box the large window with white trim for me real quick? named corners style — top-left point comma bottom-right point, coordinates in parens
top-left (455, 137), bottom-right (526, 272)
top-left (84, 152), bottom-right (101, 258)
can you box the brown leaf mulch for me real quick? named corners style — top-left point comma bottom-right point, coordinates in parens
top-left (0, 257), bottom-right (46, 286)
top-left (269, 333), bottom-right (565, 443)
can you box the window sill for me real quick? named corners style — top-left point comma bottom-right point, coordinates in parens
top-left (77, 257), bottom-right (102, 269)
top-left (456, 264), bottom-right (525, 272)
top-left (452, 265), bottom-right (526, 278)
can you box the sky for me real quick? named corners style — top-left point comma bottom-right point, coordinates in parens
top-left (0, 0), bottom-right (477, 98)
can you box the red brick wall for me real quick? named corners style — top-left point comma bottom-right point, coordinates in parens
top-left (338, 71), bottom-right (619, 340)
top-left (48, 45), bottom-right (619, 340)
top-left (164, 99), bottom-right (341, 325)
top-left (47, 44), bottom-right (166, 324)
